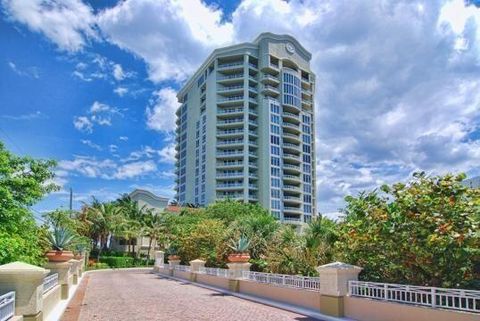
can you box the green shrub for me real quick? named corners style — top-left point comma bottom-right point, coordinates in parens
top-left (99, 256), bottom-right (134, 268)
top-left (89, 262), bottom-right (109, 270)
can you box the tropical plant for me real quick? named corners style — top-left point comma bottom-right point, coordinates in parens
top-left (47, 227), bottom-right (76, 251)
top-left (0, 141), bottom-right (58, 265)
top-left (228, 235), bottom-right (250, 253)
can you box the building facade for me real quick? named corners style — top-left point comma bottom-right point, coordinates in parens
top-left (175, 33), bottom-right (316, 225)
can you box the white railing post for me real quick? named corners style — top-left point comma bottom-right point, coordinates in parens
top-left (431, 288), bottom-right (436, 308)
top-left (384, 283), bottom-right (388, 301)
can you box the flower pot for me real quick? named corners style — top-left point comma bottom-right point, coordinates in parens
top-left (168, 255), bottom-right (180, 261)
top-left (228, 253), bottom-right (250, 263)
top-left (46, 250), bottom-right (74, 262)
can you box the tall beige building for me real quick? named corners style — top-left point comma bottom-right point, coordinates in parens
top-left (175, 33), bottom-right (316, 226)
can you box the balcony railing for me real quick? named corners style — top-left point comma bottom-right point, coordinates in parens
top-left (0, 292), bottom-right (15, 321)
top-left (217, 161), bottom-right (244, 167)
top-left (43, 273), bottom-right (59, 294)
top-left (218, 62), bottom-right (244, 68)
top-left (218, 107), bottom-right (244, 114)
top-left (217, 129), bottom-right (244, 135)
top-left (218, 85), bottom-right (243, 92)
top-left (218, 73), bottom-right (243, 80)
top-left (242, 271), bottom-right (320, 291)
top-left (217, 183), bottom-right (244, 188)
top-left (199, 267), bottom-right (229, 278)
top-left (218, 96), bottom-right (243, 102)
top-left (174, 265), bottom-right (191, 272)
top-left (349, 281), bottom-right (480, 313)
top-left (218, 118), bottom-right (243, 124)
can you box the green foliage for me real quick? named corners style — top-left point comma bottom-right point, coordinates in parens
top-left (99, 256), bottom-right (134, 268)
top-left (336, 172), bottom-right (480, 288)
top-left (46, 226), bottom-right (76, 251)
top-left (0, 141), bottom-right (58, 265)
top-left (88, 262), bottom-right (109, 270)
top-left (228, 235), bottom-right (250, 253)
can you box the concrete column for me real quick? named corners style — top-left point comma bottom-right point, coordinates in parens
top-left (44, 261), bottom-right (73, 300)
top-left (227, 262), bottom-right (251, 292)
top-left (0, 262), bottom-right (50, 321)
top-left (316, 261), bottom-right (362, 317)
top-left (69, 259), bottom-right (81, 285)
top-left (168, 259), bottom-right (180, 277)
top-left (189, 259), bottom-right (205, 282)
top-left (153, 251), bottom-right (165, 272)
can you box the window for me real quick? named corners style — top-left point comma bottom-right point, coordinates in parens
top-left (271, 125), bottom-right (280, 134)
top-left (271, 199), bottom-right (281, 210)
top-left (271, 189), bottom-right (281, 198)
top-left (304, 204), bottom-right (312, 213)
top-left (303, 125), bottom-right (311, 134)
top-left (303, 174), bottom-right (311, 183)
top-left (271, 178), bottom-right (280, 187)
top-left (271, 157), bottom-right (280, 166)
top-left (270, 103), bottom-right (280, 114)
top-left (271, 167), bottom-right (280, 177)
top-left (303, 154), bottom-right (311, 163)
top-left (271, 146), bottom-right (280, 155)
top-left (302, 134), bottom-right (311, 144)
top-left (304, 184), bottom-right (312, 193)
top-left (271, 135), bottom-right (280, 145)
top-left (303, 164), bottom-right (311, 173)
top-left (271, 115), bottom-right (280, 124)
top-left (303, 144), bottom-right (311, 154)
top-left (304, 195), bottom-right (312, 203)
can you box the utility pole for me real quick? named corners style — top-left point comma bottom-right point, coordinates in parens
top-left (69, 187), bottom-right (73, 217)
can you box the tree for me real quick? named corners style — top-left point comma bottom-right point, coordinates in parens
top-left (142, 210), bottom-right (166, 260)
top-left (336, 172), bottom-right (480, 289)
top-left (0, 141), bottom-right (58, 265)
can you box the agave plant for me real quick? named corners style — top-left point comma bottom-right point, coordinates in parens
top-left (228, 235), bottom-right (250, 253)
top-left (47, 226), bottom-right (76, 251)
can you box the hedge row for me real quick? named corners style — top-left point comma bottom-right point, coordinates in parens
top-left (99, 256), bottom-right (134, 268)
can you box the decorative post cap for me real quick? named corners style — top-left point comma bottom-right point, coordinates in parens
top-left (0, 261), bottom-right (49, 277)
top-left (189, 259), bottom-right (206, 264)
top-left (316, 261), bottom-right (362, 272)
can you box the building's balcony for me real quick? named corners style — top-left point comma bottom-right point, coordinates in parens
top-left (249, 97), bottom-right (258, 105)
top-left (283, 133), bottom-right (301, 144)
top-left (216, 194), bottom-right (244, 200)
top-left (248, 184), bottom-right (258, 190)
top-left (217, 139), bottom-right (244, 147)
top-left (283, 216), bottom-right (303, 225)
top-left (283, 153), bottom-right (301, 163)
top-left (248, 108), bottom-right (258, 116)
top-left (217, 95), bottom-right (244, 106)
top-left (216, 183), bottom-right (244, 190)
top-left (283, 185), bottom-right (302, 193)
top-left (284, 206), bottom-right (303, 215)
top-left (248, 130), bottom-right (258, 137)
top-left (283, 112), bottom-right (300, 122)
top-left (284, 164), bottom-right (301, 174)
top-left (261, 74), bottom-right (280, 85)
top-left (283, 122), bottom-right (301, 134)
top-left (217, 118), bottom-right (244, 128)
top-left (248, 119), bottom-right (258, 127)
top-left (217, 85), bottom-right (244, 94)
top-left (217, 129), bottom-right (244, 138)
top-left (217, 161), bottom-right (244, 169)
top-left (261, 84), bottom-right (280, 96)
top-left (283, 142), bottom-right (301, 153)
top-left (248, 151), bottom-right (258, 158)
top-left (218, 61), bottom-right (244, 71)
top-left (282, 101), bottom-right (301, 113)
top-left (283, 174), bottom-right (301, 184)
top-left (283, 195), bottom-right (302, 205)
top-left (217, 73), bottom-right (244, 84)
top-left (248, 75), bottom-right (258, 83)
top-left (248, 86), bottom-right (258, 94)
top-left (217, 107), bottom-right (244, 117)
top-left (216, 172), bottom-right (244, 179)
top-left (249, 173), bottom-right (258, 179)
top-left (302, 88), bottom-right (313, 97)
top-left (302, 99), bottom-right (313, 108)
top-left (248, 161), bottom-right (258, 168)
top-left (216, 150), bottom-right (244, 159)
top-left (261, 62), bottom-right (280, 74)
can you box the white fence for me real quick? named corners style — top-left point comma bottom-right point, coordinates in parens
top-left (199, 267), bottom-right (229, 278)
top-left (43, 273), bottom-right (59, 294)
top-left (0, 292), bottom-right (15, 321)
top-left (349, 281), bottom-right (480, 313)
top-left (174, 265), bottom-right (191, 272)
top-left (242, 271), bottom-right (320, 292)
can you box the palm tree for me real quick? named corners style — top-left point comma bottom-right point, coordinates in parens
top-left (116, 196), bottom-right (150, 258)
top-left (142, 211), bottom-right (166, 261)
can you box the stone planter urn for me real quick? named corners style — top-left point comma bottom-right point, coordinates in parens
top-left (227, 253), bottom-right (250, 263)
top-left (46, 250), bottom-right (74, 262)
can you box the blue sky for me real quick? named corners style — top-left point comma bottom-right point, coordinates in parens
top-left (0, 0), bottom-right (479, 219)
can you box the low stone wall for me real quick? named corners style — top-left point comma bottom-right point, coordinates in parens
top-left (196, 274), bottom-right (229, 290)
top-left (239, 280), bottom-right (321, 311)
top-left (42, 285), bottom-right (61, 319)
top-left (173, 270), bottom-right (191, 280)
top-left (344, 296), bottom-right (479, 321)
top-left (156, 266), bottom-right (170, 276)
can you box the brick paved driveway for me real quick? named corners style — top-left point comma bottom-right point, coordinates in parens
top-left (71, 269), bottom-right (319, 321)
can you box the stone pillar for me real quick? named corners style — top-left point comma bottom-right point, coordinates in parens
top-left (189, 259), bottom-right (205, 282)
top-left (227, 262), bottom-right (251, 292)
top-left (168, 258), bottom-right (180, 277)
top-left (77, 256), bottom-right (84, 277)
top-left (44, 261), bottom-right (73, 300)
top-left (69, 259), bottom-right (81, 285)
top-left (316, 262), bottom-right (362, 317)
top-left (153, 251), bottom-right (165, 272)
top-left (0, 262), bottom-right (50, 321)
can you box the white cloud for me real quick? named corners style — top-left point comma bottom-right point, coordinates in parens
top-left (80, 139), bottom-right (102, 151)
top-left (113, 160), bottom-right (157, 179)
top-left (73, 116), bottom-right (93, 133)
top-left (158, 143), bottom-right (176, 164)
top-left (58, 156), bottom-right (158, 180)
top-left (7, 61), bottom-right (39, 78)
top-left (1, 0), bottom-right (97, 52)
top-left (119, 136), bottom-right (128, 141)
top-left (109, 144), bottom-right (118, 153)
top-left (97, 0), bottom-right (233, 82)
top-left (1, 110), bottom-right (47, 120)
top-left (113, 87), bottom-right (128, 96)
top-left (73, 101), bottom-right (123, 133)
top-left (146, 87), bottom-right (179, 132)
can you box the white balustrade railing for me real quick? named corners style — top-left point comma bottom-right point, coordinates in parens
top-left (43, 273), bottom-right (59, 294)
top-left (199, 267), bottom-right (229, 278)
top-left (349, 281), bottom-right (480, 313)
top-left (174, 265), bottom-right (191, 272)
top-left (242, 271), bottom-right (320, 292)
top-left (0, 292), bottom-right (15, 321)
